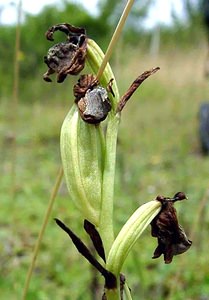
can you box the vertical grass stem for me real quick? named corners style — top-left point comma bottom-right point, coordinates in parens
top-left (22, 167), bottom-right (63, 300)
top-left (96, 0), bottom-right (135, 80)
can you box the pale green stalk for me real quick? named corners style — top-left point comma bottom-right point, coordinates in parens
top-left (22, 167), bottom-right (63, 300)
top-left (87, 39), bottom-right (120, 255)
top-left (124, 282), bottom-right (133, 300)
top-left (96, 0), bottom-right (135, 80)
top-left (105, 286), bottom-right (121, 300)
top-left (99, 114), bottom-right (120, 254)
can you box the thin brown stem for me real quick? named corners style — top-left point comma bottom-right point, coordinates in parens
top-left (22, 167), bottom-right (63, 300)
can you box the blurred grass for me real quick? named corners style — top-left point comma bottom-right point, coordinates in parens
top-left (1, 44), bottom-right (209, 300)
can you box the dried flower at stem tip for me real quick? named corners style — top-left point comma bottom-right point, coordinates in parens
top-left (43, 23), bottom-right (87, 82)
top-left (117, 67), bottom-right (160, 113)
top-left (151, 192), bottom-right (192, 264)
top-left (74, 74), bottom-right (113, 124)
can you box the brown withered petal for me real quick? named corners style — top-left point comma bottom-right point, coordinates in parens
top-left (55, 218), bottom-right (117, 289)
top-left (43, 23), bottom-right (87, 83)
top-left (74, 74), bottom-right (99, 101)
top-left (45, 23), bottom-right (86, 41)
top-left (74, 74), bottom-right (112, 124)
top-left (117, 67), bottom-right (160, 113)
top-left (151, 192), bottom-right (192, 264)
top-left (84, 219), bottom-right (106, 262)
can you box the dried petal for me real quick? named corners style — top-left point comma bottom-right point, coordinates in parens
top-left (43, 23), bottom-right (87, 82)
top-left (117, 67), bottom-right (160, 112)
top-left (151, 192), bottom-right (192, 264)
top-left (74, 74), bottom-right (98, 101)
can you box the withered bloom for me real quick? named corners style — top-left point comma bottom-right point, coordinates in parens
top-left (43, 23), bottom-right (87, 83)
top-left (74, 74), bottom-right (112, 124)
top-left (151, 192), bottom-right (192, 264)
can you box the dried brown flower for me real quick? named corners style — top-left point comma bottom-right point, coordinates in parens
top-left (73, 74), bottom-right (112, 124)
top-left (151, 192), bottom-right (192, 264)
top-left (43, 23), bottom-right (87, 83)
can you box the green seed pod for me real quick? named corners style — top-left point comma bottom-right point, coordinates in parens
top-left (60, 104), bottom-right (105, 226)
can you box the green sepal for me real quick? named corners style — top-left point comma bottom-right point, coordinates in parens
top-left (60, 104), bottom-right (105, 226)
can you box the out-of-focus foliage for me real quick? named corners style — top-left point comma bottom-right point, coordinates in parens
top-left (0, 0), bottom-right (207, 99)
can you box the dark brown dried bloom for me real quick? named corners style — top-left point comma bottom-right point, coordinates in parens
top-left (74, 74), bottom-right (112, 124)
top-left (151, 192), bottom-right (192, 264)
top-left (43, 23), bottom-right (87, 83)
top-left (74, 74), bottom-right (99, 101)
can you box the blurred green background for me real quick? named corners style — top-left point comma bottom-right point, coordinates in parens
top-left (1, 0), bottom-right (209, 299)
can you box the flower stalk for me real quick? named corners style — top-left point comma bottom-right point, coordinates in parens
top-left (86, 38), bottom-right (120, 254)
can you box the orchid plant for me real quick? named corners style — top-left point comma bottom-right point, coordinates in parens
top-left (40, 20), bottom-right (192, 299)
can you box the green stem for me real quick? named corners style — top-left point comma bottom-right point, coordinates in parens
top-left (99, 113), bottom-right (120, 255)
top-left (105, 287), bottom-right (120, 300)
top-left (124, 282), bottom-right (133, 300)
top-left (86, 39), bottom-right (121, 255)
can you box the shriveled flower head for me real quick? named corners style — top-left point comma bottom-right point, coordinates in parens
top-left (43, 23), bottom-right (87, 83)
top-left (151, 192), bottom-right (192, 264)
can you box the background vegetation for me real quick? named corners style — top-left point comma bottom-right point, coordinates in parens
top-left (1, 0), bottom-right (209, 299)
